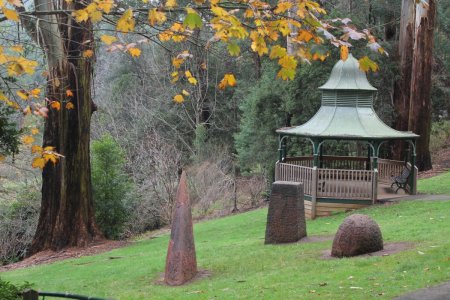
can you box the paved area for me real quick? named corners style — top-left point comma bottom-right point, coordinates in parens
top-left (394, 281), bottom-right (450, 300)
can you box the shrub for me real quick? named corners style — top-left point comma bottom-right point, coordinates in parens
top-left (91, 135), bottom-right (130, 239)
top-left (0, 184), bottom-right (40, 265)
top-left (0, 278), bottom-right (32, 300)
top-left (430, 120), bottom-right (450, 153)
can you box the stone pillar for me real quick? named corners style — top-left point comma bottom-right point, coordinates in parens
top-left (265, 181), bottom-right (307, 244)
top-left (164, 171), bottom-right (197, 285)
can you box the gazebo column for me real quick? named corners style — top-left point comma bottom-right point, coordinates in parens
top-left (409, 140), bottom-right (418, 195)
top-left (371, 141), bottom-right (380, 203)
top-left (311, 139), bottom-right (321, 219)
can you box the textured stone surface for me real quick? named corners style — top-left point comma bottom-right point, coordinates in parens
top-left (164, 171), bottom-right (197, 285)
top-left (265, 181), bottom-right (307, 244)
top-left (331, 214), bottom-right (383, 257)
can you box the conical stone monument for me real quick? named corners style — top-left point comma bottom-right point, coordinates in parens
top-left (164, 171), bottom-right (197, 285)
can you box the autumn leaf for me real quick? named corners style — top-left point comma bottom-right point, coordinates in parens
top-left (166, 0), bottom-right (177, 8)
top-left (117, 9), bottom-right (135, 33)
top-left (3, 7), bottom-right (19, 22)
top-left (10, 45), bottom-right (23, 53)
top-left (96, 0), bottom-right (113, 13)
top-left (72, 9), bottom-right (89, 23)
top-left (340, 45), bottom-right (349, 61)
top-left (182, 89), bottom-right (190, 96)
top-left (30, 88), bottom-right (41, 97)
top-left (0, 155), bottom-right (5, 162)
top-left (32, 157), bottom-right (46, 169)
top-left (148, 8), bottom-right (167, 26)
top-left (172, 58), bottom-right (184, 69)
top-left (218, 73), bottom-right (236, 90)
top-left (128, 47), bottom-right (141, 57)
top-left (227, 43), bottom-right (240, 56)
top-left (50, 101), bottom-right (61, 110)
top-left (269, 45), bottom-right (287, 59)
top-left (100, 35), bottom-right (117, 45)
top-left (66, 102), bottom-right (74, 110)
top-left (31, 145), bottom-right (43, 154)
top-left (274, 2), bottom-right (293, 14)
top-left (66, 89), bottom-right (73, 97)
top-left (16, 90), bottom-right (29, 100)
top-left (358, 56), bottom-right (379, 72)
top-left (31, 128), bottom-right (39, 135)
top-left (82, 49), bottom-right (94, 58)
top-left (183, 9), bottom-right (202, 30)
top-left (173, 94), bottom-right (184, 103)
top-left (22, 135), bottom-right (34, 145)
top-left (188, 77), bottom-right (198, 85)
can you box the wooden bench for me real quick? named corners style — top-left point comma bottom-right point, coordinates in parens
top-left (390, 167), bottom-right (411, 193)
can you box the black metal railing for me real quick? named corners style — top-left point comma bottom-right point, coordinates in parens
top-left (22, 289), bottom-right (111, 300)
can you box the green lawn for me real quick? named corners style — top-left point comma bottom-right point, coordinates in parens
top-left (418, 171), bottom-right (450, 195)
top-left (1, 199), bottom-right (450, 299)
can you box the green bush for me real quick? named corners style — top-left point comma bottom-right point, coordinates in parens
top-left (91, 135), bottom-right (131, 239)
top-left (430, 120), bottom-right (450, 153)
top-left (0, 277), bottom-right (32, 300)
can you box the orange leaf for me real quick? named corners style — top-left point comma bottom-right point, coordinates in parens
top-left (66, 102), bottom-right (74, 110)
top-left (83, 50), bottom-right (94, 58)
top-left (66, 89), bottom-right (74, 97)
top-left (128, 47), bottom-right (141, 57)
top-left (22, 135), bottom-right (34, 145)
top-left (173, 94), bottom-right (184, 103)
top-left (50, 101), bottom-right (61, 110)
top-left (31, 128), bottom-right (39, 135)
top-left (340, 45), bottom-right (349, 61)
top-left (32, 157), bottom-right (46, 169)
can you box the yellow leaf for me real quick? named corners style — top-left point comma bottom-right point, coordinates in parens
top-left (50, 101), bottom-right (61, 110)
top-left (43, 152), bottom-right (58, 164)
top-left (218, 73), bottom-right (236, 90)
top-left (82, 49), bottom-right (94, 58)
top-left (159, 31), bottom-right (172, 41)
top-left (172, 58), bottom-right (184, 69)
top-left (185, 70), bottom-right (193, 78)
top-left (100, 35), bottom-right (117, 45)
top-left (166, 0), bottom-right (176, 8)
top-left (117, 9), bottom-right (135, 33)
top-left (30, 88), bottom-right (40, 97)
top-left (22, 135), bottom-right (34, 145)
top-left (358, 56), bottom-right (379, 72)
top-left (148, 8), bottom-right (167, 26)
top-left (173, 94), bottom-right (184, 103)
top-left (72, 9), bottom-right (89, 23)
top-left (2, 7), bottom-right (19, 22)
top-left (340, 45), bottom-right (349, 61)
top-left (128, 47), bottom-right (141, 57)
top-left (269, 45), bottom-right (286, 59)
top-left (95, 0), bottom-right (113, 13)
top-left (31, 128), bottom-right (39, 135)
top-left (274, 2), bottom-right (293, 14)
top-left (16, 90), bottom-right (28, 100)
top-left (182, 89), bottom-right (190, 96)
top-left (10, 45), bottom-right (23, 53)
top-left (297, 30), bottom-right (314, 42)
top-left (0, 155), bottom-right (5, 162)
top-left (89, 10), bottom-right (103, 23)
top-left (32, 157), bottom-right (46, 169)
top-left (31, 145), bottom-right (43, 154)
top-left (188, 77), bottom-right (197, 85)
top-left (66, 102), bottom-right (74, 109)
top-left (23, 105), bottom-right (31, 115)
top-left (66, 89), bottom-right (73, 97)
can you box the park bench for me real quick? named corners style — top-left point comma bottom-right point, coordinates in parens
top-left (21, 289), bottom-right (109, 300)
top-left (390, 166), bottom-right (411, 193)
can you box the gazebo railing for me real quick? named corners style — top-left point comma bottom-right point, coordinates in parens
top-left (317, 168), bottom-right (373, 199)
top-left (321, 156), bottom-right (369, 170)
top-left (275, 162), bottom-right (313, 195)
top-left (283, 156), bottom-right (313, 168)
top-left (378, 158), bottom-right (405, 184)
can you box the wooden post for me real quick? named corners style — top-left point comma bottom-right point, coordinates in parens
top-left (22, 290), bottom-right (38, 300)
top-left (311, 167), bottom-right (318, 219)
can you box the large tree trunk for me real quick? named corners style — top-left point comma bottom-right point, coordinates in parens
top-left (30, 0), bottom-right (101, 254)
top-left (392, 0), bottom-right (415, 160)
top-left (408, 0), bottom-right (435, 171)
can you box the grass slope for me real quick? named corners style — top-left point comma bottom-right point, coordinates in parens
top-left (1, 200), bottom-right (450, 299)
top-left (418, 171), bottom-right (450, 195)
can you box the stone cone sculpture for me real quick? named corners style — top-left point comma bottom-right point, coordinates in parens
top-left (164, 171), bottom-right (197, 286)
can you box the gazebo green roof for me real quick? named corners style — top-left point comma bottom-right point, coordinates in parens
top-left (276, 54), bottom-right (419, 141)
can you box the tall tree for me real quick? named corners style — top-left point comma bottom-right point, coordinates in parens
top-left (394, 0), bottom-right (436, 170)
top-left (27, 0), bottom-right (101, 253)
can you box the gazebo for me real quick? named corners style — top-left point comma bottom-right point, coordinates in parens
top-left (275, 54), bottom-right (419, 219)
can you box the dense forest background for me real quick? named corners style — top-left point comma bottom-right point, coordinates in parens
top-left (0, 0), bottom-right (449, 264)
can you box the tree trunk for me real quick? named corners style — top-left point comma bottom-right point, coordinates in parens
top-left (392, 0), bottom-right (415, 160)
top-left (30, 0), bottom-right (101, 254)
top-left (408, 0), bottom-right (435, 171)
